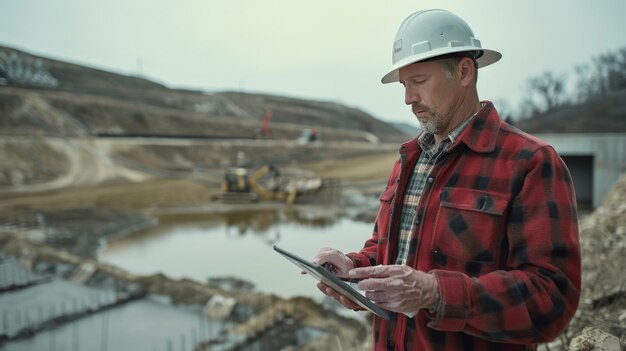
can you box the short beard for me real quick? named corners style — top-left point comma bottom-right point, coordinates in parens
top-left (413, 104), bottom-right (445, 135)
top-left (418, 117), bottom-right (445, 135)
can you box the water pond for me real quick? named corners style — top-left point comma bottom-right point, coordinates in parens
top-left (98, 209), bottom-right (374, 298)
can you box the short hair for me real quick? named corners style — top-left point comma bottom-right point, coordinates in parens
top-left (429, 52), bottom-right (479, 82)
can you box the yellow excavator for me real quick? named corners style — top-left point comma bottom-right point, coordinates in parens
top-left (214, 165), bottom-right (298, 204)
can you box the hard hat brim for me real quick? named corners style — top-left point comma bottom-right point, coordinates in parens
top-left (380, 48), bottom-right (501, 84)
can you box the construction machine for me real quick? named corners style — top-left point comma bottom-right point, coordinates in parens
top-left (213, 165), bottom-right (299, 204)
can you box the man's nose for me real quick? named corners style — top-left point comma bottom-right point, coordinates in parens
top-left (404, 87), bottom-right (420, 105)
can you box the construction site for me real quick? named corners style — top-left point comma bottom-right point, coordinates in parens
top-left (1, 45), bottom-right (625, 351)
top-left (0, 45), bottom-right (404, 351)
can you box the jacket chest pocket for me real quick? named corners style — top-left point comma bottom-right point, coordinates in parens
top-left (431, 187), bottom-right (510, 276)
top-left (376, 184), bottom-right (397, 242)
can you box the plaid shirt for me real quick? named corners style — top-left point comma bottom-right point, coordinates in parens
top-left (348, 101), bottom-right (581, 351)
top-left (396, 115), bottom-right (475, 265)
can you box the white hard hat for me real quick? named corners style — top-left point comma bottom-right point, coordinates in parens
top-left (381, 9), bottom-right (501, 83)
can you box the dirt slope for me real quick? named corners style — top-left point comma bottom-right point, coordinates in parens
top-left (0, 45), bottom-right (409, 143)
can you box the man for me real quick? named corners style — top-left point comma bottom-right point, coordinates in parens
top-left (313, 9), bottom-right (581, 350)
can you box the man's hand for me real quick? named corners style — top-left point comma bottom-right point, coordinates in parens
top-left (316, 282), bottom-right (364, 311)
top-left (310, 247), bottom-right (364, 311)
top-left (349, 265), bottom-right (438, 315)
top-left (312, 247), bottom-right (354, 278)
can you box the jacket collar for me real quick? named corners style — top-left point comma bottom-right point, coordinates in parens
top-left (400, 101), bottom-right (501, 155)
top-left (455, 101), bottom-right (501, 153)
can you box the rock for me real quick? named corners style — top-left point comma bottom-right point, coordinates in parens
top-left (569, 327), bottom-right (621, 351)
top-left (203, 294), bottom-right (237, 320)
top-left (70, 262), bottom-right (96, 283)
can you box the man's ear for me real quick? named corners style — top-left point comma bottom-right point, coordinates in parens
top-left (458, 57), bottom-right (476, 87)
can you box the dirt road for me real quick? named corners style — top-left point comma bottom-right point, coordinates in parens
top-left (0, 135), bottom-right (399, 212)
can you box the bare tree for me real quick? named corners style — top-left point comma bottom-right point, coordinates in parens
top-left (525, 71), bottom-right (568, 114)
top-left (575, 47), bottom-right (626, 100)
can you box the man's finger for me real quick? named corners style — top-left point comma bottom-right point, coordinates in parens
top-left (317, 282), bottom-right (332, 296)
top-left (317, 283), bottom-right (361, 310)
top-left (338, 295), bottom-right (363, 310)
top-left (314, 247), bottom-right (339, 261)
top-left (348, 265), bottom-right (389, 279)
top-left (357, 276), bottom-right (405, 291)
top-left (349, 265), bottom-right (405, 279)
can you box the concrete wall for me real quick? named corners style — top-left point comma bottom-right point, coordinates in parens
top-left (534, 133), bottom-right (626, 208)
top-left (560, 155), bottom-right (593, 209)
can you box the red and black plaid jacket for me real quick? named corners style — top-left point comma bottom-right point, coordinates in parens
top-left (347, 102), bottom-right (581, 351)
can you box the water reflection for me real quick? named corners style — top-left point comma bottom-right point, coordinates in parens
top-left (158, 209), bottom-right (343, 234)
top-left (99, 209), bottom-right (371, 298)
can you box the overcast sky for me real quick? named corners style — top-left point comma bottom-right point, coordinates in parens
top-left (1, 1), bottom-right (625, 125)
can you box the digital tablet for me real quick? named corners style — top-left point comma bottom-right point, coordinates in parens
top-left (273, 245), bottom-right (389, 320)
